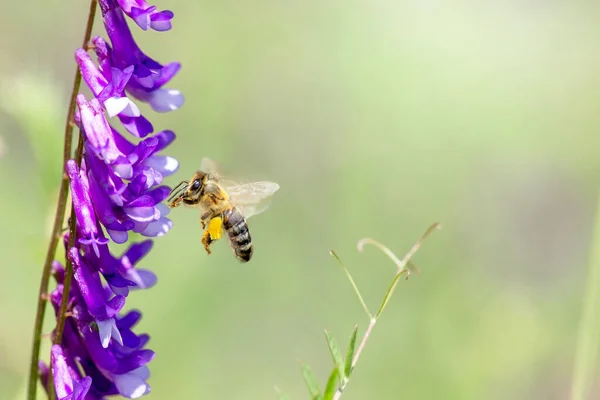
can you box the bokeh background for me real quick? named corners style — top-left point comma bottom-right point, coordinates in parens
top-left (2, 1), bottom-right (600, 399)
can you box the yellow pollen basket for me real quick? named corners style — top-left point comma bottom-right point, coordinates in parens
top-left (207, 216), bottom-right (223, 240)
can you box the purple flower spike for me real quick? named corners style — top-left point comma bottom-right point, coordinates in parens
top-left (44, 0), bottom-right (180, 397)
top-left (51, 345), bottom-right (92, 400)
top-left (116, 0), bottom-right (174, 31)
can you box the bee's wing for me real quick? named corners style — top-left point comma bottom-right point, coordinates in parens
top-left (200, 157), bottom-right (221, 176)
top-left (225, 181), bottom-right (280, 219)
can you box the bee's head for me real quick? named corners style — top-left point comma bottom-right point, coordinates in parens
top-left (167, 171), bottom-right (207, 207)
top-left (187, 171), bottom-right (206, 197)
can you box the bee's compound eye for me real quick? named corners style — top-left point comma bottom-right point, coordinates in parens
top-left (191, 179), bottom-right (202, 191)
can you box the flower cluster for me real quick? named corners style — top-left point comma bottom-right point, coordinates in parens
top-left (39, 0), bottom-right (181, 397)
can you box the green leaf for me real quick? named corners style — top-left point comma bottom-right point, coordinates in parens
top-left (322, 368), bottom-right (340, 400)
top-left (301, 364), bottom-right (321, 400)
top-left (375, 270), bottom-right (406, 318)
top-left (324, 330), bottom-right (345, 379)
top-left (344, 325), bottom-right (359, 377)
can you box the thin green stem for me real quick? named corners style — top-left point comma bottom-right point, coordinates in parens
top-left (329, 250), bottom-right (373, 319)
top-left (570, 192), bottom-right (600, 400)
top-left (26, 2), bottom-right (97, 399)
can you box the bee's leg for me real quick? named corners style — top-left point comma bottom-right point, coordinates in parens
top-left (200, 211), bottom-right (212, 230)
top-left (168, 197), bottom-right (183, 209)
top-left (201, 216), bottom-right (223, 255)
top-left (201, 229), bottom-right (213, 255)
top-left (167, 180), bottom-right (189, 208)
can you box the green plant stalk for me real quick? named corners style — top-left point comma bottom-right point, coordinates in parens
top-left (26, 2), bottom-right (97, 399)
top-left (570, 192), bottom-right (600, 400)
top-left (332, 223), bottom-right (440, 400)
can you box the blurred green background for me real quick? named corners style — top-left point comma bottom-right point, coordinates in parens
top-left (2, 1), bottom-right (600, 399)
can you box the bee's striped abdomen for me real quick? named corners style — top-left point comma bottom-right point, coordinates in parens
top-left (222, 207), bottom-right (253, 262)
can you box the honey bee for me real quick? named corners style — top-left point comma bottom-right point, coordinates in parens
top-left (167, 158), bottom-right (280, 262)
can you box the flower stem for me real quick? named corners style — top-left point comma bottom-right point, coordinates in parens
top-left (26, 2), bottom-right (97, 399)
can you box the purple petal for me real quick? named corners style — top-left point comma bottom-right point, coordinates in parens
top-left (71, 249), bottom-right (125, 320)
top-left (152, 62), bottom-right (181, 88)
top-left (126, 62), bottom-right (182, 100)
top-left (108, 229), bottom-right (129, 243)
top-left (150, 10), bottom-right (174, 32)
top-left (127, 174), bottom-right (148, 198)
top-left (139, 88), bottom-right (184, 113)
top-left (82, 328), bottom-right (118, 372)
top-left (111, 285), bottom-right (130, 296)
top-left (104, 97), bottom-right (140, 118)
top-left (143, 155), bottom-right (178, 176)
top-left (113, 368), bottom-right (151, 398)
top-left (112, 156), bottom-right (134, 179)
top-left (116, 0), bottom-right (174, 32)
top-left (97, 318), bottom-right (124, 348)
top-left (124, 195), bottom-right (156, 222)
top-left (102, 7), bottom-right (140, 69)
top-left (50, 345), bottom-right (92, 400)
top-left (123, 240), bottom-right (153, 266)
top-left (66, 160), bottom-right (102, 256)
top-left (114, 350), bottom-right (155, 375)
top-left (119, 329), bottom-right (142, 351)
top-left (126, 269), bottom-right (157, 290)
top-left (76, 49), bottom-right (109, 97)
top-left (71, 377), bottom-right (93, 400)
top-left (111, 65), bottom-right (135, 94)
top-left (130, 6), bottom-right (156, 31)
top-left (51, 345), bottom-right (74, 399)
top-left (111, 125), bottom-right (135, 154)
top-left (77, 95), bottom-right (122, 163)
top-left (147, 186), bottom-right (170, 204)
top-left (139, 207), bottom-right (172, 237)
top-left (152, 130), bottom-right (176, 152)
top-left (118, 114), bottom-right (154, 138)
top-left (117, 310), bottom-right (142, 329)
top-left (128, 137), bottom-right (159, 165)
top-left (86, 151), bottom-right (128, 205)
